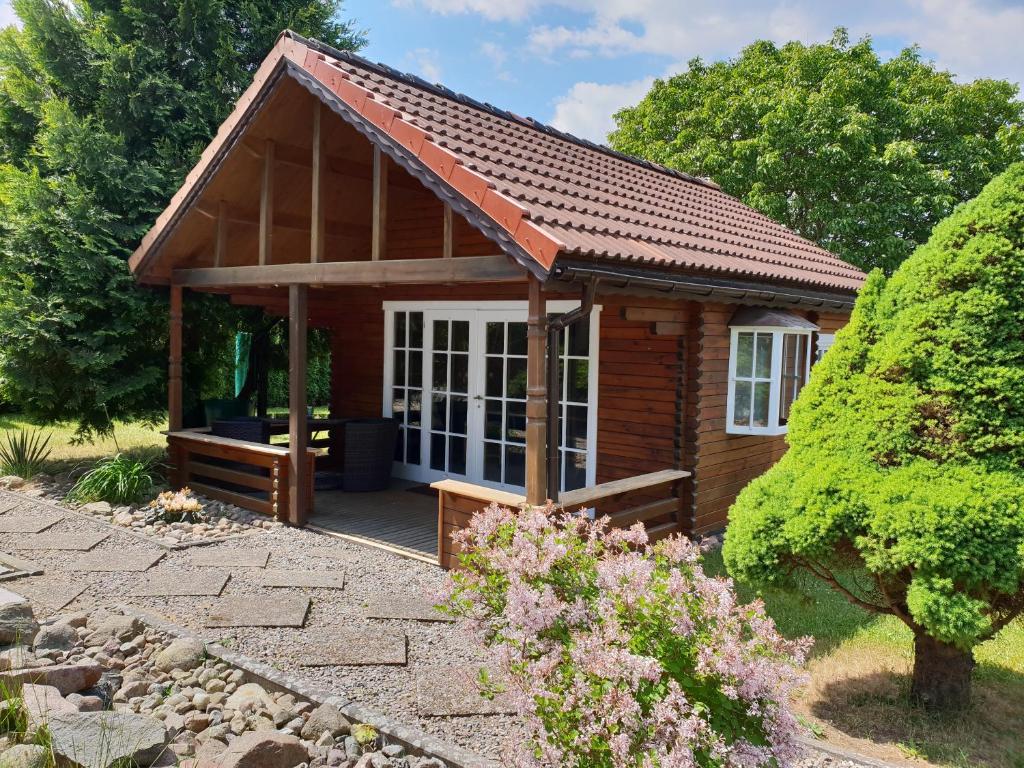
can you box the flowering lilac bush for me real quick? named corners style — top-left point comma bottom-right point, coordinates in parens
top-left (440, 503), bottom-right (810, 768)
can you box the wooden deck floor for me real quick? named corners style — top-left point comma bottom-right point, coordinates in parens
top-left (309, 480), bottom-right (438, 563)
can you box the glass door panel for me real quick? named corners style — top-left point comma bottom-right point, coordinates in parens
top-left (481, 320), bottom-right (528, 488)
top-left (390, 311), bottom-right (423, 467)
top-left (428, 318), bottom-right (471, 477)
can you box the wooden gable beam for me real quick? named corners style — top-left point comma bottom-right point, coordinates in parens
top-left (259, 139), bottom-right (275, 266)
top-left (310, 102), bottom-right (326, 264)
top-left (443, 203), bottom-right (453, 260)
top-left (371, 146), bottom-right (387, 261)
top-left (173, 254), bottom-right (524, 288)
top-left (214, 200), bottom-right (228, 268)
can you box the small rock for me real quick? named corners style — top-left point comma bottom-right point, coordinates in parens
top-left (185, 711), bottom-right (211, 733)
top-left (0, 744), bottom-right (48, 768)
top-left (225, 682), bottom-right (273, 714)
top-left (301, 703), bottom-right (351, 741)
top-left (0, 601), bottom-right (38, 646)
top-left (382, 744), bottom-right (404, 758)
top-left (216, 732), bottom-right (309, 768)
top-left (1, 659), bottom-right (103, 696)
top-left (0, 475), bottom-right (25, 490)
top-left (33, 622), bottom-right (79, 653)
top-left (87, 614), bottom-right (142, 642)
top-left (66, 693), bottom-right (104, 712)
top-left (154, 637), bottom-right (206, 672)
top-left (118, 680), bottom-right (151, 699)
top-left (82, 501), bottom-right (112, 514)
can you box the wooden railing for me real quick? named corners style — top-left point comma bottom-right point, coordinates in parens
top-left (166, 430), bottom-right (316, 520)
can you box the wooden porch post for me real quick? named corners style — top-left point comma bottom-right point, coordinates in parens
top-left (168, 285), bottom-right (183, 432)
top-left (525, 277), bottom-right (549, 506)
top-left (288, 284), bottom-right (310, 525)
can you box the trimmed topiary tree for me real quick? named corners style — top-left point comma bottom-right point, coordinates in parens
top-left (723, 163), bottom-right (1024, 710)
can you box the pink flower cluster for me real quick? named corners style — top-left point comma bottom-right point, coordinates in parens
top-left (440, 504), bottom-right (810, 768)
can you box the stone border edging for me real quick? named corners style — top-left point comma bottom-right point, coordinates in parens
top-left (0, 551), bottom-right (44, 580)
top-left (0, 488), bottom-right (264, 551)
top-left (118, 604), bottom-right (502, 768)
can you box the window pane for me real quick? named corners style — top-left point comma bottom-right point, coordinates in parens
top-left (394, 429), bottom-right (404, 461)
top-left (449, 437), bottom-right (467, 475)
top-left (408, 389), bottom-right (422, 427)
top-left (450, 395), bottom-right (468, 435)
top-left (451, 353), bottom-right (469, 393)
top-left (433, 320), bottom-right (448, 350)
top-left (568, 318), bottom-right (589, 357)
top-left (408, 351), bottom-right (422, 388)
top-left (393, 349), bottom-right (406, 386)
top-left (431, 395), bottom-right (447, 433)
top-left (563, 451), bottom-right (587, 492)
top-left (565, 405), bottom-right (588, 451)
top-left (753, 381), bottom-right (771, 427)
top-left (451, 321), bottom-right (469, 352)
top-left (486, 357), bottom-right (503, 397)
top-left (736, 332), bottom-right (754, 377)
top-left (507, 322), bottom-right (527, 356)
top-left (506, 400), bottom-right (526, 443)
top-left (432, 352), bottom-right (447, 390)
top-left (392, 388), bottom-right (406, 418)
top-left (406, 428), bottom-right (420, 465)
top-left (485, 399), bottom-right (502, 440)
top-left (486, 322), bottom-right (504, 354)
top-left (507, 358), bottom-right (527, 399)
top-left (394, 312), bottom-right (406, 348)
top-left (755, 333), bottom-right (773, 378)
top-left (409, 313), bottom-right (423, 348)
top-left (733, 381), bottom-right (752, 427)
top-left (566, 359), bottom-right (588, 403)
top-left (504, 445), bottom-right (525, 486)
top-left (430, 433), bottom-right (445, 471)
top-left (484, 442), bottom-right (501, 482)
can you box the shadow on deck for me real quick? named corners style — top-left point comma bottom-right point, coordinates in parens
top-left (309, 479), bottom-right (439, 564)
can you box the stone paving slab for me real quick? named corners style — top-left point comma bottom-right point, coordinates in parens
top-left (66, 551), bottom-right (164, 572)
top-left (305, 547), bottom-right (355, 563)
top-left (204, 596), bottom-right (310, 628)
top-left (13, 530), bottom-right (110, 551)
top-left (0, 498), bottom-right (21, 514)
top-left (188, 548), bottom-right (270, 568)
top-left (363, 594), bottom-right (454, 623)
top-left (0, 508), bottom-right (63, 533)
top-left (132, 571), bottom-right (230, 597)
top-left (16, 581), bottom-right (89, 611)
top-left (298, 629), bottom-right (407, 666)
top-left (0, 587), bottom-right (26, 604)
top-left (415, 667), bottom-right (515, 716)
top-left (260, 570), bottom-right (345, 590)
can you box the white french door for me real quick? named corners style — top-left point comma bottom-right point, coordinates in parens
top-left (383, 301), bottom-right (599, 493)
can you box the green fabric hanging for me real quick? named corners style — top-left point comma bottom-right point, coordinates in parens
top-left (234, 332), bottom-right (252, 397)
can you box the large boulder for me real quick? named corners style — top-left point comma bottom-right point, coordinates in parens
top-left (0, 601), bottom-right (38, 645)
top-left (21, 683), bottom-right (79, 730)
top-left (214, 732), bottom-right (308, 768)
top-left (300, 703), bottom-right (350, 741)
top-left (1, 660), bottom-right (103, 695)
top-left (154, 637), bottom-right (206, 673)
top-left (33, 622), bottom-right (79, 653)
top-left (47, 711), bottom-right (169, 768)
top-left (85, 613), bottom-right (143, 642)
top-left (0, 744), bottom-right (48, 768)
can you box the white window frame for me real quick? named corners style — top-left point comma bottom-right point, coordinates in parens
top-left (382, 300), bottom-right (601, 492)
top-left (726, 325), bottom-right (813, 436)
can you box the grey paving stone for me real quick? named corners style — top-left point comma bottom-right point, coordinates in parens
top-left (0, 508), bottom-right (63, 533)
top-left (305, 547), bottom-right (355, 563)
top-left (204, 596), bottom-right (310, 628)
top-left (20, 582), bottom-right (89, 611)
top-left (260, 569), bottom-right (345, 590)
top-left (13, 530), bottom-right (110, 551)
top-left (0, 497), bottom-right (21, 514)
top-left (299, 629), bottom-right (407, 666)
top-left (0, 587), bottom-right (26, 604)
top-left (188, 548), bottom-right (270, 568)
top-left (414, 667), bottom-right (515, 716)
top-left (66, 551), bottom-right (164, 572)
top-left (132, 571), bottom-right (230, 597)
top-left (363, 594), bottom-right (454, 623)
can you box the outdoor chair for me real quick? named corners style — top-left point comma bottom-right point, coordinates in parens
top-left (339, 417), bottom-right (400, 492)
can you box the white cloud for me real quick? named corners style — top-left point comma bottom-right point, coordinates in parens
top-left (390, 0), bottom-right (543, 22)
top-left (550, 76), bottom-right (654, 144)
top-left (479, 40), bottom-right (516, 82)
top-left (405, 47), bottom-right (443, 82)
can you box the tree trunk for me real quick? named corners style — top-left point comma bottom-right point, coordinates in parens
top-left (910, 631), bottom-right (974, 710)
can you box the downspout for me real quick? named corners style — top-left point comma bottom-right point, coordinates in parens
top-left (546, 279), bottom-right (599, 502)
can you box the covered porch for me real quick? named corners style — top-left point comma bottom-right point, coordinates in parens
top-left (135, 33), bottom-right (692, 567)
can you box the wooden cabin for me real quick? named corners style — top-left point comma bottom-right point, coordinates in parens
top-left (129, 31), bottom-right (866, 568)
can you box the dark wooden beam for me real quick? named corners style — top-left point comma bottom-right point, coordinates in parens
top-left (172, 254), bottom-right (525, 288)
top-left (443, 203), bottom-right (453, 260)
top-left (214, 201), bottom-right (227, 268)
top-left (525, 276), bottom-right (548, 506)
top-left (310, 102), bottom-right (325, 264)
top-left (371, 146), bottom-right (387, 261)
top-left (259, 139), bottom-right (274, 266)
top-left (288, 283), bottom-right (309, 526)
top-left (168, 285), bottom-right (183, 432)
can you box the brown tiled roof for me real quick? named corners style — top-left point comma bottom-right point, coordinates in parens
top-left (131, 32), bottom-right (866, 295)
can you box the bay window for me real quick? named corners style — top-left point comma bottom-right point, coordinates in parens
top-left (726, 309), bottom-right (817, 436)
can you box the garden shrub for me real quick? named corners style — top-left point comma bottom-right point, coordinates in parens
top-left (68, 452), bottom-right (158, 505)
top-left (441, 503), bottom-right (809, 768)
top-left (0, 430), bottom-right (51, 479)
top-left (724, 163), bottom-right (1024, 709)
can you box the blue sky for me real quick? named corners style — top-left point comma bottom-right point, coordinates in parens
top-left (1, 0), bottom-right (1022, 143)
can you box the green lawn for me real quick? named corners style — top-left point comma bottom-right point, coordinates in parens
top-left (0, 413), bottom-right (166, 475)
top-left (703, 549), bottom-right (1024, 768)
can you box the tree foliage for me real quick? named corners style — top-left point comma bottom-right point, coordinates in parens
top-left (610, 29), bottom-right (1024, 273)
top-left (723, 163), bottom-right (1024, 706)
top-left (0, 0), bottom-right (363, 436)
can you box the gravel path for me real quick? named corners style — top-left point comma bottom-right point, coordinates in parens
top-left (0, 492), bottom-right (525, 762)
